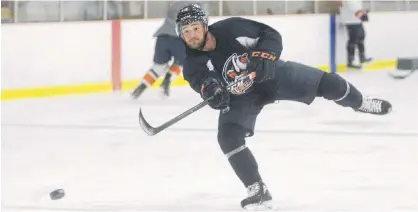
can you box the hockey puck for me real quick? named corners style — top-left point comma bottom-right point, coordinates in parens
top-left (50, 189), bottom-right (65, 200)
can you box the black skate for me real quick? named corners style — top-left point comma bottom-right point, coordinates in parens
top-left (354, 96), bottom-right (392, 115)
top-left (241, 181), bottom-right (273, 210)
top-left (347, 55), bottom-right (362, 69)
top-left (360, 55), bottom-right (373, 64)
top-left (131, 84), bottom-right (147, 99)
top-left (347, 63), bottom-right (362, 69)
top-left (160, 74), bottom-right (171, 98)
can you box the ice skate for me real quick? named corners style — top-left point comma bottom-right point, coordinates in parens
top-left (131, 84), bottom-right (147, 99)
top-left (354, 96), bottom-right (392, 115)
top-left (241, 181), bottom-right (274, 211)
top-left (160, 74), bottom-right (171, 98)
top-left (347, 63), bottom-right (362, 69)
top-left (360, 54), bottom-right (373, 64)
top-left (347, 56), bottom-right (362, 69)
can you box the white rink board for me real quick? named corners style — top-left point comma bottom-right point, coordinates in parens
top-left (1, 22), bottom-right (112, 89)
top-left (3, 12), bottom-right (418, 90)
top-left (2, 71), bottom-right (418, 211)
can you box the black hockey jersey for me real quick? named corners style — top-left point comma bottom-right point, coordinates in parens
top-left (182, 17), bottom-right (283, 96)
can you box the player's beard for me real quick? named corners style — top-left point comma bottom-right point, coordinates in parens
top-left (186, 37), bottom-right (205, 50)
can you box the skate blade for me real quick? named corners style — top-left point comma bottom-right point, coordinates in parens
top-left (159, 90), bottom-right (169, 100)
top-left (361, 59), bottom-right (373, 64)
top-left (243, 200), bottom-right (276, 211)
top-left (389, 69), bottom-right (415, 79)
top-left (347, 66), bottom-right (362, 70)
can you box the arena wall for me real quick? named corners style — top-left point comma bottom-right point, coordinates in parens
top-left (2, 11), bottom-right (418, 100)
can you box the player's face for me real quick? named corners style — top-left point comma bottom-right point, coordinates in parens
top-left (181, 22), bottom-right (206, 49)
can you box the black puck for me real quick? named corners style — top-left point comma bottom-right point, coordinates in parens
top-left (50, 189), bottom-right (65, 200)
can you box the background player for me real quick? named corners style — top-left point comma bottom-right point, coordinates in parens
top-left (340, 0), bottom-right (372, 69)
top-left (131, 1), bottom-right (208, 99)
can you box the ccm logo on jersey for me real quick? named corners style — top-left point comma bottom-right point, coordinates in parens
top-left (251, 51), bottom-right (277, 61)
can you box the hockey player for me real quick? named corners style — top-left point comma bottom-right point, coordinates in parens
top-left (340, 0), bottom-right (372, 69)
top-left (175, 4), bottom-right (392, 210)
top-left (131, 1), bottom-right (208, 99)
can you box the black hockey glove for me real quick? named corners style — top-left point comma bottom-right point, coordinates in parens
top-left (200, 78), bottom-right (230, 110)
top-left (247, 49), bottom-right (277, 83)
top-left (361, 11), bottom-right (369, 22)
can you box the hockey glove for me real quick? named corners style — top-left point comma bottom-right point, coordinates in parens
top-left (201, 78), bottom-right (230, 110)
top-left (361, 11), bottom-right (369, 22)
top-left (247, 49), bottom-right (277, 83)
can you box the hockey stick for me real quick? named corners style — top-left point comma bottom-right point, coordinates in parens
top-left (138, 72), bottom-right (256, 136)
top-left (389, 69), bottom-right (416, 80)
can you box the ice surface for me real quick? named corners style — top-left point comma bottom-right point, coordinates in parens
top-left (2, 71), bottom-right (418, 212)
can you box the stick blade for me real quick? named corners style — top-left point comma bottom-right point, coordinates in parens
top-left (389, 69), bottom-right (414, 80)
top-left (138, 108), bottom-right (157, 136)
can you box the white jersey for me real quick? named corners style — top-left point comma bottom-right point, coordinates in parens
top-left (340, 0), bottom-right (363, 25)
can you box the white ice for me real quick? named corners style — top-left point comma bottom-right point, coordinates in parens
top-left (2, 71), bottom-right (418, 212)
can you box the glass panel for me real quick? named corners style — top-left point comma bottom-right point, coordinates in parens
top-left (1, 1), bottom-right (14, 23)
top-left (63, 1), bottom-right (104, 21)
top-left (148, 0), bottom-right (170, 18)
top-left (394, 0), bottom-right (407, 10)
top-left (222, 1), bottom-right (253, 16)
top-left (362, 0), bottom-right (372, 11)
top-left (112, 1), bottom-right (144, 19)
top-left (201, 0), bottom-right (220, 16)
top-left (145, 1), bottom-right (215, 19)
top-left (286, 0), bottom-right (315, 14)
top-left (17, 1), bottom-right (60, 23)
top-left (408, 0), bottom-right (418, 10)
top-left (372, 1), bottom-right (404, 11)
top-left (256, 1), bottom-right (285, 15)
top-left (106, 1), bottom-right (124, 20)
top-left (317, 1), bottom-right (341, 14)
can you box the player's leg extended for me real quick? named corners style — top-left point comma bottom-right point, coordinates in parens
top-left (317, 72), bottom-right (391, 114)
top-left (274, 61), bottom-right (392, 115)
top-left (217, 97), bottom-right (273, 210)
top-left (160, 36), bottom-right (186, 97)
top-left (131, 36), bottom-right (171, 99)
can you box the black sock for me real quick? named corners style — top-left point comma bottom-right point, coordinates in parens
top-left (163, 72), bottom-right (172, 83)
top-left (228, 147), bottom-right (261, 187)
top-left (218, 124), bottom-right (262, 188)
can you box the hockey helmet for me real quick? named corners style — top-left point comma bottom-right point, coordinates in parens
top-left (175, 4), bottom-right (208, 38)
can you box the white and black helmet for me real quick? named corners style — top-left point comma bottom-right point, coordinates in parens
top-left (175, 4), bottom-right (208, 38)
